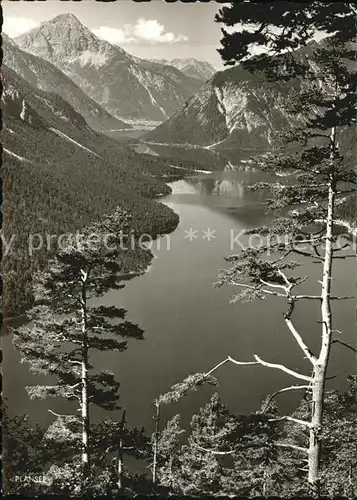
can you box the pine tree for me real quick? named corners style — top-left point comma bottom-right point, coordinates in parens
top-left (213, 3), bottom-right (357, 495)
top-left (90, 410), bottom-right (149, 494)
top-left (155, 414), bottom-right (185, 491)
top-left (150, 371), bottom-right (218, 487)
top-left (12, 209), bottom-right (149, 490)
top-left (282, 376), bottom-right (357, 497)
top-left (2, 402), bottom-right (49, 495)
top-left (167, 393), bottom-right (241, 496)
top-left (320, 376), bottom-right (357, 496)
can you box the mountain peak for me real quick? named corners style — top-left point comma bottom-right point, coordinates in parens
top-left (2, 32), bottom-right (16, 46)
top-left (16, 12), bottom-right (122, 68)
top-left (49, 13), bottom-right (82, 25)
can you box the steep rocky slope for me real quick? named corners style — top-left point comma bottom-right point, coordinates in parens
top-left (145, 64), bottom-right (295, 150)
top-left (145, 40), bottom-right (357, 151)
top-left (3, 34), bottom-right (129, 131)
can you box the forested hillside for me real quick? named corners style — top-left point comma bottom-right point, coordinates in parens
top-left (2, 65), bottom-right (184, 317)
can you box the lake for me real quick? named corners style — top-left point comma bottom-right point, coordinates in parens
top-left (3, 145), bottom-right (356, 435)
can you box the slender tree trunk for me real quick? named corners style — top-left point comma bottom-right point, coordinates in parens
top-left (308, 125), bottom-right (336, 495)
top-left (168, 454), bottom-right (173, 489)
top-left (117, 410), bottom-right (126, 491)
top-left (117, 437), bottom-right (124, 491)
top-left (262, 469), bottom-right (268, 497)
top-left (80, 270), bottom-right (90, 476)
top-left (152, 401), bottom-right (161, 485)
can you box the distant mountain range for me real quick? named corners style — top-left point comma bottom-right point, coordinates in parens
top-left (151, 58), bottom-right (216, 81)
top-left (15, 14), bottom-right (202, 122)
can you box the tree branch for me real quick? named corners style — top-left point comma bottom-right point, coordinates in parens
top-left (261, 385), bottom-right (310, 413)
top-left (226, 354), bottom-right (312, 381)
top-left (253, 355), bottom-right (312, 381)
top-left (194, 444), bottom-right (237, 455)
top-left (259, 279), bottom-right (288, 291)
top-left (204, 357), bottom-right (230, 377)
top-left (231, 281), bottom-right (285, 298)
top-left (273, 442), bottom-right (309, 453)
top-left (268, 416), bottom-right (311, 427)
top-left (332, 339), bottom-right (357, 353)
top-left (48, 409), bottom-right (80, 421)
top-left (283, 297), bottom-right (316, 363)
top-left (284, 316), bottom-right (317, 364)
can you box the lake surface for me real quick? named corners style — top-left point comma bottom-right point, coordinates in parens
top-left (3, 146), bottom-right (356, 434)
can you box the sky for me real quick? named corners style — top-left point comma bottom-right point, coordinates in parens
top-left (2, 0), bottom-right (227, 68)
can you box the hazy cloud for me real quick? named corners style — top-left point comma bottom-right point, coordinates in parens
top-left (3, 16), bottom-right (39, 38)
top-left (93, 18), bottom-right (188, 45)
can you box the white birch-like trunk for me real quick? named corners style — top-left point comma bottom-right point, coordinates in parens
top-left (117, 410), bottom-right (126, 491)
top-left (152, 402), bottom-right (160, 485)
top-left (117, 437), bottom-right (124, 491)
top-left (81, 270), bottom-right (90, 474)
top-left (308, 124), bottom-right (337, 495)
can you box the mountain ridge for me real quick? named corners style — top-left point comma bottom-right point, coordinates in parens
top-left (144, 63), bottom-right (296, 150)
top-left (151, 57), bottom-right (216, 81)
top-left (3, 33), bottom-right (130, 131)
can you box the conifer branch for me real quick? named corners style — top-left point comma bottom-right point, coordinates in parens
top-left (292, 248), bottom-right (324, 261)
top-left (194, 444), bottom-right (237, 455)
top-left (48, 409), bottom-right (80, 421)
top-left (268, 416), bottom-right (311, 427)
top-left (261, 385), bottom-right (311, 413)
top-left (259, 279), bottom-right (287, 291)
top-left (273, 442), bottom-right (309, 453)
top-left (231, 281), bottom-right (286, 298)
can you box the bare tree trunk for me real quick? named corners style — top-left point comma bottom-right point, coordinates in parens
top-left (117, 436), bottom-right (124, 491)
top-left (262, 469), bottom-right (268, 497)
top-left (117, 410), bottom-right (126, 491)
top-left (152, 401), bottom-right (161, 485)
top-left (80, 270), bottom-right (90, 476)
top-left (308, 126), bottom-right (336, 495)
top-left (168, 455), bottom-right (173, 490)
